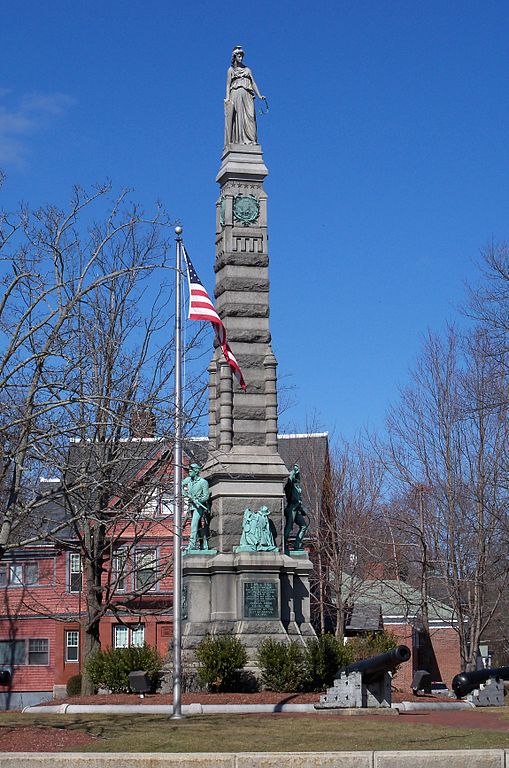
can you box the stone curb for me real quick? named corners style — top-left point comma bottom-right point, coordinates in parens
top-left (0, 750), bottom-right (506, 768)
top-left (22, 703), bottom-right (316, 715)
top-left (22, 701), bottom-right (474, 715)
top-left (395, 701), bottom-right (475, 712)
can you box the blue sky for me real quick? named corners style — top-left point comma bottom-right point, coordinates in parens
top-left (2, 1), bottom-right (509, 440)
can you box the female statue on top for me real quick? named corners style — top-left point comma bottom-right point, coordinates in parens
top-left (224, 46), bottom-right (266, 146)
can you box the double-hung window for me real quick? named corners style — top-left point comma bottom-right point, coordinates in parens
top-left (69, 553), bottom-right (82, 593)
top-left (135, 549), bottom-right (157, 591)
top-left (113, 550), bottom-right (127, 592)
top-left (65, 630), bottom-right (79, 662)
top-left (28, 639), bottom-right (49, 665)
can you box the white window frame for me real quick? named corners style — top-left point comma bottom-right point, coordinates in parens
top-left (65, 630), bottom-right (80, 663)
top-left (113, 550), bottom-right (127, 592)
top-left (142, 487), bottom-right (174, 517)
top-left (131, 624), bottom-right (145, 647)
top-left (9, 563), bottom-right (23, 586)
top-left (69, 553), bottom-right (82, 593)
top-left (113, 624), bottom-right (145, 649)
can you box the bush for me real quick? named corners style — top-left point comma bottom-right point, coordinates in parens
top-left (86, 644), bottom-right (163, 694)
top-left (195, 634), bottom-right (248, 692)
top-left (66, 674), bottom-right (82, 697)
top-left (257, 639), bottom-right (306, 692)
top-left (346, 630), bottom-right (398, 663)
top-left (304, 634), bottom-right (354, 691)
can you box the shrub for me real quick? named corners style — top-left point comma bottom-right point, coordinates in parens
top-left (304, 634), bottom-right (354, 691)
top-left (257, 639), bottom-right (306, 692)
top-left (86, 644), bottom-right (163, 694)
top-left (195, 634), bottom-right (248, 692)
top-left (66, 674), bottom-right (82, 697)
top-left (346, 630), bottom-right (398, 663)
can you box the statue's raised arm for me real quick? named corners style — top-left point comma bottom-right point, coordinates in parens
top-left (224, 45), bottom-right (266, 146)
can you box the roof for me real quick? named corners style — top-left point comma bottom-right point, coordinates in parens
top-left (341, 574), bottom-right (457, 625)
top-left (346, 603), bottom-right (383, 632)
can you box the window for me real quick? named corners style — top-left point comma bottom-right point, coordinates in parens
top-left (28, 638), bottom-right (49, 665)
top-left (0, 639), bottom-right (25, 665)
top-left (0, 562), bottom-right (38, 587)
top-left (142, 488), bottom-right (174, 516)
top-left (113, 625), bottom-right (128, 648)
top-left (69, 553), bottom-right (82, 593)
top-left (25, 562), bottom-right (39, 585)
top-left (65, 630), bottom-right (79, 662)
top-left (143, 490), bottom-right (159, 516)
top-left (9, 564), bottom-right (23, 586)
top-left (131, 625), bottom-right (145, 647)
top-left (160, 493), bottom-right (174, 516)
top-left (113, 551), bottom-right (127, 592)
top-left (113, 624), bottom-right (145, 649)
top-left (135, 549), bottom-right (157, 591)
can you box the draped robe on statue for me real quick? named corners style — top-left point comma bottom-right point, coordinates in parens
top-left (224, 67), bottom-right (258, 145)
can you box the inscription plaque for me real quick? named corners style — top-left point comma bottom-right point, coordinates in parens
top-left (243, 581), bottom-right (278, 619)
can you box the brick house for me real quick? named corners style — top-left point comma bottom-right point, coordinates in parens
top-left (0, 435), bottom-right (210, 710)
top-left (343, 576), bottom-right (462, 690)
top-left (0, 432), bottom-right (323, 709)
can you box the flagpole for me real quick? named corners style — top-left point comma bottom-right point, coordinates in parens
top-left (171, 225), bottom-right (184, 720)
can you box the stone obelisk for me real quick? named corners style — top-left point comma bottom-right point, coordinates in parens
top-left (182, 47), bottom-right (314, 661)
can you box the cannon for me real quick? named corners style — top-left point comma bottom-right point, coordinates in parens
top-left (340, 645), bottom-right (411, 682)
top-left (318, 645), bottom-right (411, 709)
top-left (452, 666), bottom-right (509, 705)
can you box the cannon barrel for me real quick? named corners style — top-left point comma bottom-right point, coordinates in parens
top-left (452, 666), bottom-right (509, 698)
top-left (337, 644), bottom-right (411, 682)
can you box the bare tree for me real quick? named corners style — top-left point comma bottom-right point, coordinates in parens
top-left (0, 182), bottom-right (206, 693)
top-left (315, 441), bottom-right (385, 639)
top-left (382, 327), bottom-right (509, 670)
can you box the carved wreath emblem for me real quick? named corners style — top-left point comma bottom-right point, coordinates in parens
top-left (233, 194), bottom-right (259, 225)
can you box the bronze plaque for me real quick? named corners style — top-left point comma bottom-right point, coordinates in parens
top-left (243, 581), bottom-right (278, 619)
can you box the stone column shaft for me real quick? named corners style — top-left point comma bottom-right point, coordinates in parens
top-left (219, 361), bottom-right (233, 451)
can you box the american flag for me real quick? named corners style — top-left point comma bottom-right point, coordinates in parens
top-left (183, 246), bottom-right (246, 390)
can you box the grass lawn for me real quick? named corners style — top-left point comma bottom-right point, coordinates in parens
top-left (1, 711), bottom-right (509, 753)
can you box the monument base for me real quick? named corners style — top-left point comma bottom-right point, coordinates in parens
top-left (182, 551), bottom-right (315, 666)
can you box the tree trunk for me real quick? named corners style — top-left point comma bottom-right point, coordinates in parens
top-left (81, 620), bottom-right (101, 695)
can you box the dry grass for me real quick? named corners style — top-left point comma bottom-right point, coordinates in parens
top-left (2, 711), bottom-right (509, 753)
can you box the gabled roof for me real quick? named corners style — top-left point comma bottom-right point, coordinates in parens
top-left (341, 573), bottom-right (457, 625)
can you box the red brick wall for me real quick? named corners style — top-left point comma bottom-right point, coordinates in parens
top-left (385, 624), bottom-right (415, 691)
top-left (385, 622), bottom-right (461, 691)
top-left (0, 617), bottom-right (56, 692)
top-left (429, 627), bottom-right (461, 687)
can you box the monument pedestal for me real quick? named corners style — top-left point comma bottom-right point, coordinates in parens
top-left (182, 551), bottom-right (315, 665)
